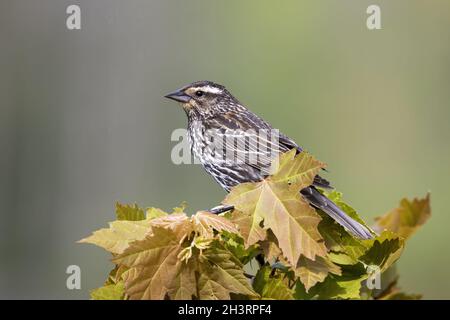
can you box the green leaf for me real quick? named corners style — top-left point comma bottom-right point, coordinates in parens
top-left (116, 203), bottom-right (146, 221)
top-left (319, 215), bottom-right (368, 263)
top-left (293, 280), bottom-right (316, 300)
top-left (253, 266), bottom-right (294, 300)
top-left (315, 276), bottom-right (362, 300)
top-left (360, 231), bottom-right (404, 273)
top-left (90, 282), bottom-right (125, 300)
top-left (221, 231), bottom-right (260, 265)
top-left (324, 191), bottom-right (370, 227)
top-left (327, 279), bottom-right (362, 300)
top-left (328, 252), bottom-right (357, 265)
top-left (293, 230), bottom-right (404, 299)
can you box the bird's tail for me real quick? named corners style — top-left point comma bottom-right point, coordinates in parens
top-left (301, 187), bottom-right (374, 240)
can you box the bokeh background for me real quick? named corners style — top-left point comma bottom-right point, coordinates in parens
top-left (1, 0), bottom-right (449, 299)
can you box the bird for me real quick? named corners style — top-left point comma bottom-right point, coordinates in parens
top-left (164, 80), bottom-right (373, 239)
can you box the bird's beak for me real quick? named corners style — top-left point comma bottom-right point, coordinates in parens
top-left (164, 89), bottom-right (191, 103)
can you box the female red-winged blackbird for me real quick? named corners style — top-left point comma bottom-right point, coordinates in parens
top-left (165, 80), bottom-right (373, 239)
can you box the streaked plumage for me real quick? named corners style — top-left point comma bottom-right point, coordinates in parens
top-left (165, 81), bottom-right (373, 239)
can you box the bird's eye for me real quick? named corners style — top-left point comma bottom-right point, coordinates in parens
top-left (195, 90), bottom-right (204, 97)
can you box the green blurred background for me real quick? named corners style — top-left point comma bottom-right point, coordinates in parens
top-left (1, 0), bottom-right (449, 299)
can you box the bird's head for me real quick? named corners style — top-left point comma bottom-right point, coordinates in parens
top-left (164, 81), bottom-right (238, 119)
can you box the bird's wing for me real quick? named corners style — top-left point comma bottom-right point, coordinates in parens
top-left (205, 111), bottom-right (294, 175)
top-left (206, 110), bottom-right (332, 187)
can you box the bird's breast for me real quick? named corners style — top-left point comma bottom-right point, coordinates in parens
top-left (188, 121), bottom-right (208, 163)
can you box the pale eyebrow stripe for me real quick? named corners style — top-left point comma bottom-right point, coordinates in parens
top-left (192, 86), bottom-right (223, 94)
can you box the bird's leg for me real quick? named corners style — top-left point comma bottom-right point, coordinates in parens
top-left (209, 204), bottom-right (234, 215)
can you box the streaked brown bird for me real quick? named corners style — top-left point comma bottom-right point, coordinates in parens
top-left (165, 80), bottom-right (373, 239)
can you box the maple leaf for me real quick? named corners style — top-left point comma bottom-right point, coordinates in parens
top-left (112, 227), bottom-right (183, 300)
top-left (148, 210), bottom-right (238, 244)
top-left (315, 231), bottom-right (403, 300)
top-left (167, 255), bottom-right (198, 300)
top-left (220, 231), bottom-right (260, 265)
top-left (116, 203), bottom-right (146, 221)
top-left (90, 281), bottom-right (125, 300)
top-left (224, 150), bottom-right (327, 266)
top-left (294, 274), bottom-right (363, 300)
top-left (225, 178), bottom-right (327, 266)
top-left (104, 264), bottom-right (129, 286)
top-left (359, 231), bottom-right (404, 273)
top-left (192, 211), bottom-right (239, 238)
top-left (374, 194), bottom-right (431, 240)
top-left (81, 150), bottom-right (431, 301)
top-left (197, 243), bottom-right (258, 300)
top-left (295, 256), bottom-right (342, 292)
top-left (319, 215), bottom-right (369, 264)
top-left (319, 278), bottom-right (363, 300)
top-left (146, 207), bottom-right (168, 219)
top-left (149, 213), bottom-right (193, 242)
top-left (271, 149), bottom-right (326, 190)
top-left (253, 266), bottom-right (294, 300)
top-left (259, 230), bottom-right (282, 263)
top-left (229, 209), bottom-right (266, 247)
top-left (111, 225), bottom-right (257, 300)
top-left (78, 219), bottom-right (152, 255)
top-left (325, 191), bottom-right (371, 227)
